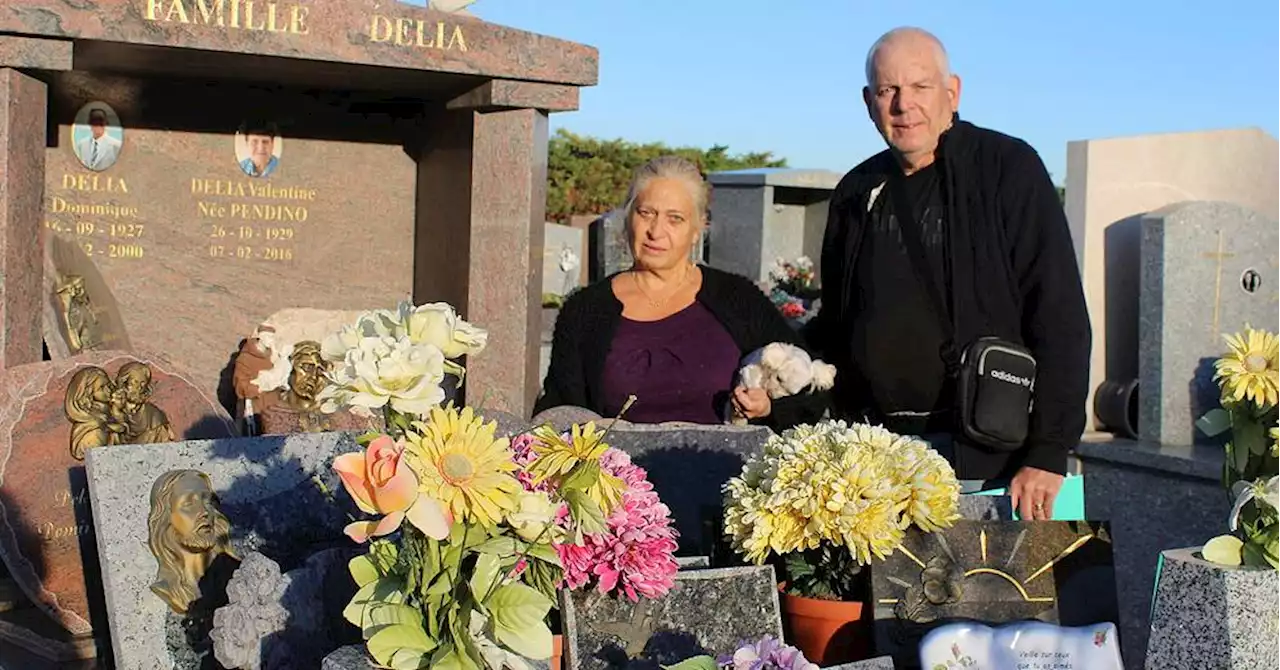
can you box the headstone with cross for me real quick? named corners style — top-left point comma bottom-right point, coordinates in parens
top-left (1138, 201), bottom-right (1279, 445)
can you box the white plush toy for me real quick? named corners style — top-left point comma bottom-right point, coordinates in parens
top-left (729, 342), bottom-right (836, 424)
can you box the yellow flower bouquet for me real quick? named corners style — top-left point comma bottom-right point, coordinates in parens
top-left (1196, 325), bottom-right (1279, 569)
top-left (722, 421), bottom-right (961, 600)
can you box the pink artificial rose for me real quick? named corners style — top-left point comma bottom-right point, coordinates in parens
top-left (332, 435), bottom-right (451, 543)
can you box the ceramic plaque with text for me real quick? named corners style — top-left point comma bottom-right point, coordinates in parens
top-left (918, 621), bottom-right (1123, 670)
top-left (870, 520), bottom-right (1118, 668)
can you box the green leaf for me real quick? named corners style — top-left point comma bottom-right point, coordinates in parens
top-left (344, 579), bottom-right (408, 630)
top-left (471, 536), bottom-right (519, 558)
top-left (1197, 409), bottom-right (1232, 437)
top-left (470, 554), bottom-right (502, 602)
top-left (367, 602), bottom-right (426, 629)
top-left (350, 555), bottom-right (381, 588)
top-left (1203, 535), bottom-right (1244, 566)
top-left (661, 656), bottom-right (719, 670)
top-left (367, 623), bottom-right (437, 666)
top-left (561, 460), bottom-right (601, 492)
top-left (430, 643), bottom-right (481, 670)
top-left (564, 489), bottom-right (608, 537)
top-left (526, 543), bottom-right (562, 567)
top-left (488, 582), bottom-right (554, 659)
top-left (388, 648), bottom-right (432, 670)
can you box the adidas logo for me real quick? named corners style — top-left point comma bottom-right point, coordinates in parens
top-left (990, 369), bottom-right (1033, 388)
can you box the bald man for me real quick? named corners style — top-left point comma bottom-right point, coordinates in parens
top-left (805, 27), bottom-right (1090, 520)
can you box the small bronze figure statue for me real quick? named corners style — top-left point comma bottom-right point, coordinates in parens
top-left (65, 362), bottom-right (176, 460)
top-left (278, 341), bottom-right (329, 415)
top-left (147, 470), bottom-right (239, 615)
top-left (55, 274), bottom-right (102, 354)
top-left (236, 337), bottom-right (371, 435)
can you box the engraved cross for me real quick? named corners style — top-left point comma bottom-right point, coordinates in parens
top-left (1201, 230), bottom-right (1235, 343)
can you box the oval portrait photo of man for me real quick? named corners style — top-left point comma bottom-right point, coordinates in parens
top-left (234, 121), bottom-right (283, 179)
top-left (72, 102), bottom-right (124, 172)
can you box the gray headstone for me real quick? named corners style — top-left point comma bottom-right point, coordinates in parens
top-left (561, 565), bottom-right (781, 670)
top-left (1138, 201), bottom-right (1279, 445)
top-left (544, 223), bottom-right (586, 298)
top-left (870, 520), bottom-right (1118, 668)
top-left (707, 169), bottom-right (839, 283)
top-left (85, 432), bottom-right (364, 670)
top-left (1144, 547), bottom-right (1279, 670)
top-left (588, 209), bottom-right (631, 281)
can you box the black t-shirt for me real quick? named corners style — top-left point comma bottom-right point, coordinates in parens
top-left (848, 164), bottom-right (952, 432)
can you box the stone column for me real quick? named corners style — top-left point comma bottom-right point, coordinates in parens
top-left (414, 106), bottom-right (548, 417)
top-left (0, 68), bottom-right (47, 369)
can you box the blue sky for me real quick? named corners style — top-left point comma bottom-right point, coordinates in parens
top-left (415, 1), bottom-right (1278, 184)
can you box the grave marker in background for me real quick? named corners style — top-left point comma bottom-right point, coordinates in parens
top-left (1138, 201), bottom-right (1279, 445)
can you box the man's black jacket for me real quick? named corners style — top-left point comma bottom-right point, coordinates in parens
top-left (805, 117), bottom-right (1091, 479)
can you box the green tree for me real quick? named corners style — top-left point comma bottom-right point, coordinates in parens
top-left (545, 130), bottom-right (787, 222)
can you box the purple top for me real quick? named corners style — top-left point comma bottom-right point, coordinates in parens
top-left (601, 302), bottom-right (742, 424)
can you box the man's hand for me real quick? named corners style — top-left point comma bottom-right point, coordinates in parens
top-left (1008, 466), bottom-right (1064, 521)
top-left (731, 386), bottom-right (772, 420)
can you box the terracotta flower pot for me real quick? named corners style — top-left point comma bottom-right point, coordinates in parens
top-left (778, 589), bottom-right (870, 665)
top-left (550, 633), bottom-right (563, 670)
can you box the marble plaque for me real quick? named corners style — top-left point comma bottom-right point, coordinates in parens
top-left (85, 431), bottom-right (364, 670)
top-left (0, 352), bottom-right (234, 660)
top-left (42, 234), bottom-right (132, 359)
top-left (919, 621), bottom-right (1123, 670)
top-left (42, 71), bottom-right (416, 397)
top-left (560, 565), bottom-right (782, 670)
top-left (870, 521), bottom-right (1118, 669)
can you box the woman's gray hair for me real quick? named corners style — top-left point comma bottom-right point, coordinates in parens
top-left (621, 155), bottom-right (710, 225)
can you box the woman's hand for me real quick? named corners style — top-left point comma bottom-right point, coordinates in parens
top-left (732, 386), bottom-right (772, 420)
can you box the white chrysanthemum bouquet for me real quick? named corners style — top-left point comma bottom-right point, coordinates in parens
top-left (317, 300), bottom-right (488, 418)
top-left (722, 421), bottom-right (960, 600)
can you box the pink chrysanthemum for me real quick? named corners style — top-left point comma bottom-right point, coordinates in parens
top-left (557, 448), bottom-right (679, 601)
top-left (510, 431), bottom-right (679, 601)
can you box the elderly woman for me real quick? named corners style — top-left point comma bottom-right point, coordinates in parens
top-left (534, 156), bottom-right (826, 428)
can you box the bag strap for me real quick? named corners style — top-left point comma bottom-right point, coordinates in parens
top-left (885, 172), bottom-right (961, 374)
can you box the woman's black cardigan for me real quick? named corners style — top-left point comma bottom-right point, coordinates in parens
top-left (532, 265), bottom-right (829, 431)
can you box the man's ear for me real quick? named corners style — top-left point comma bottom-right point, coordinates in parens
top-left (947, 74), bottom-right (962, 112)
top-left (862, 86), bottom-right (875, 119)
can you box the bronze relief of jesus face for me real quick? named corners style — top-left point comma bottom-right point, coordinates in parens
top-left (147, 469), bottom-right (237, 614)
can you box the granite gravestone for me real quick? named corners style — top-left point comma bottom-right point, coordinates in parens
top-left (528, 406), bottom-right (774, 558)
top-left (706, 169), bottom-right (840, 284)
top-left (918, 621), bottom-right (1123, 670)
top-left (1144, 547), bottom-right (1278, 670)
top-left (870, 520), bottom-right (1117, 669)
top-left (560, 565), bottom-right (782, 670)
top-left (544, 222), bottom-right (586, 298)
top-left (85, 431), bottom-right (364, 670)
top-left (42, 234), bottom-right (132, 359)
top-left (1138, 201), bottom-right (1279, 445)
top-left (2, 0), bottom-right (599, 420)
top-left (0, 351), bottom-right (235, 662)
top-left (588, 209), bottom-right (631, 281)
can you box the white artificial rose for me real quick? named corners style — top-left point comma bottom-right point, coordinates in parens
top-left (402, 302), bottom-right (488, 360)
top-left (445, 318), bottom-right (488, 359)
top-left (507, 491), bottom-right (559, 543)
top-left (321, 308), bottom-right (399, 362)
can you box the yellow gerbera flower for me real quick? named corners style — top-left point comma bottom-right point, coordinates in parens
top-left (405, 405), bottom-right (521, 528)
top-left (527, 422), bottom-right (626, 515)
top-left (1214, 326), bottom-right (1280, 409)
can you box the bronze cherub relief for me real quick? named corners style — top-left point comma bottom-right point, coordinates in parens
top-left (147, 469), bottom-right (239, 615)
top-left (55, 274), bottom-right (102, 354)
top-left (64, 361), bottom-right (176, 460)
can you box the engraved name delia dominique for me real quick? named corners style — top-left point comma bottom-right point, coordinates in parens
top-left (141, 0), bottom-right (470, 51)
